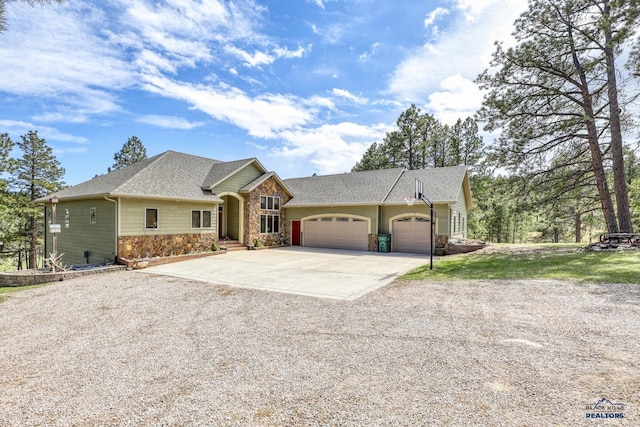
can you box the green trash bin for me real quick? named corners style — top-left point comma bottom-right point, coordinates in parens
top-left (378, 234), bottom-right (391, 253)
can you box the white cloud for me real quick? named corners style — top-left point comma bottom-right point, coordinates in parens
top-left (136, 115), bottom-right (205, 130)
top-left (273, 45), bottom-right (309, 59)
top-left (331, 88), bottom-right (368, 105)
top-left (225, 44), bottom-right (309, 68)
top-left (452, 0), bottom-right (507, 22)
top-left (425, 74), bottom-right (484, 124)
top-left (225, 45), bottom-right (275, 67)
top-left (246, 141), bottom-right (268, 150)
top-left (0, 3), bottom-right (131, 118)
top-left (0, 120), bottom-right (88, 144)
top-left (311, 0), bottom-right (325, 9)
top-left (274, 122), bottom-right (392, 175)
top-left (387, 0), bottom-right (527, 108)
top-left (358, 42), bottom-right (380, 63)
top-left (140, 75), bottom-right (316, 138)
top-left (424, 7), bottom-right (449, 28)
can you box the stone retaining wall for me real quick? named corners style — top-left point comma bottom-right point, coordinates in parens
top-left (117, 233), bottom-right (218, 260)
top-left (446, 242), bottom-right (486, 255)
top-left (0, 265), bottom-right (125, 287)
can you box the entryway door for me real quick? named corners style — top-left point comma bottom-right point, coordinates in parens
top-left (291, 221), bottom-right (301, 246)
top-left (392, 217), bottom-right (431, 253)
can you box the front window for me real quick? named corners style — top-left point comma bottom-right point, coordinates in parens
top-left (192, 210), bottom-right (213, 229)
top-left (260, 195), bottom-right (280, 211)
top-left (145, 208), bottom-right (158, 229)
top-left (260, 214), bottom-right (280, 234)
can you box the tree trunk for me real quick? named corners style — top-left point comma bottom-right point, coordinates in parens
top-left (568, 27), bottom-right (619, 233)
top-left (603, 0), bottom-right (633, 232)
top-left (28, 215), bottom-right (37, 269)
top-left (575, 212), bottom-right (582, 243)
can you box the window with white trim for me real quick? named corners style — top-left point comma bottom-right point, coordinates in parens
top-left (260, 195), bottom-right (280, 211)
top-left (192, 210), bottom-right (213, 229)
top-left (145, 208), bottom-right (158, 229)
top-left (260, 214), bottom-right (280, 234)
top-left (89, 207), bottom-right (96, 224)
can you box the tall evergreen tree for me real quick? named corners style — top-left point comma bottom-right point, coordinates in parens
top-left (0, 133), bottom-right (16, 257)
top-left (476, 0), bottom-right (638, 233)
top-left (11, 131), bottom-right (65, 268)
top-left (597, 0), bottom-right (638, 232)
top-left (352, 106), bottom-right (485, 172)
top-left (111, 136), bottom-right (147, 172)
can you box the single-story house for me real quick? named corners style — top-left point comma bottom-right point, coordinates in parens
top-left (37, 150), bottom-right (472, 265)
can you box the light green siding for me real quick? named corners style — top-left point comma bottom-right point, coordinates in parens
top-left (45, 199), bottom-right (117, 265)
top-left (285, 205), bottom-right (379, 232)
top-left (449, 187), bottom-right (468, 238)
top-left (120, 199), bottom-right (218, 236)
top-left (380, 204), bottom-right (450, 235)
top-left (214, 163), bottom-right (263, 194)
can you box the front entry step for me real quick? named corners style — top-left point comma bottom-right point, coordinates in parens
top-left (219, 238), bottom-right (246, 251)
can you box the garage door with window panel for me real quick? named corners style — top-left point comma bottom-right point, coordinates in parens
top-left (393, 217), bottom-right (431, 253)
top-left (303, 217), bottom-right (368, 251)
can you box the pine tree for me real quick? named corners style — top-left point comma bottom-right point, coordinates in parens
top-left (476, 0), bottom-right (638, 233)
top-left (11, 131), bottom-right (65, 268)
top-left (111, 136), bottom-right (147, 171)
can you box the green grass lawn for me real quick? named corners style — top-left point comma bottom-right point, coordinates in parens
top-left (403, 244), bottom-right (640, 284)
top-left (0, 283), bottom-right (50, 303)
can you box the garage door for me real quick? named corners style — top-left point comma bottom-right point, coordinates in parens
top-left (393, 217), bottom-right (431, 253)
top-left (303, 217), bottom-right (369, 251)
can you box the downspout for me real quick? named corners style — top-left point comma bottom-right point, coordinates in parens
top-left (104, 196), bottom-right (119, 262)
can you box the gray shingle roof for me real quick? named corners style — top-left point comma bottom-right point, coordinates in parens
top-left (283, 168), bottom-right (404, 206)
top-left (283, 165), bottom-right (469, 207)
top-left (37, 149), bottom-right (470, 209)
top-left (38, 151), bottom-right (225, 202)
top-left (240, 172), bottom-right (294, 196)
top-left (201, 158), bottom-right (264, 189)
top-left (384, 166), bottom-right (470, 205)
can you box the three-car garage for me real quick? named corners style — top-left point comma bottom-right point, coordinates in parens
top-left (296, 215), bottom-right (432, 254)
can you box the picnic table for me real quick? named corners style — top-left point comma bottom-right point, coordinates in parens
top-left (599, 233), bottom-right (640, 244)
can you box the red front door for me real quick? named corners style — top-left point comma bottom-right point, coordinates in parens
top-left (291, 221), bottom-right (301, 246)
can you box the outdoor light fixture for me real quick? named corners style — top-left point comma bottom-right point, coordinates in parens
top-left (405, 178), bottom-right (435, 270)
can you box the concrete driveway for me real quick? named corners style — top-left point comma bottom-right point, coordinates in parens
top-left (142, 247), bottom-right (428, 300)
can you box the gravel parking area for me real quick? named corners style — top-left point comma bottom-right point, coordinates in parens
top-left (1, 271), bottom-right (639, 426)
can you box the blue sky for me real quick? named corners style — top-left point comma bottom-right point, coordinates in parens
top-left (0, 0), bottom-right (527, 185)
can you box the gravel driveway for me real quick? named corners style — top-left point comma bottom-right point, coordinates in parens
top-left (1, 271), bottom-right (639, 426)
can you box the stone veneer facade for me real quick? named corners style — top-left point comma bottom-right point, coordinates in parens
top-left (244, 176), bottom-right (292, 247)
top-left (118, 233), bottom-right (218, 260)
top-left (368, 234), bottom-right (378, 251)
